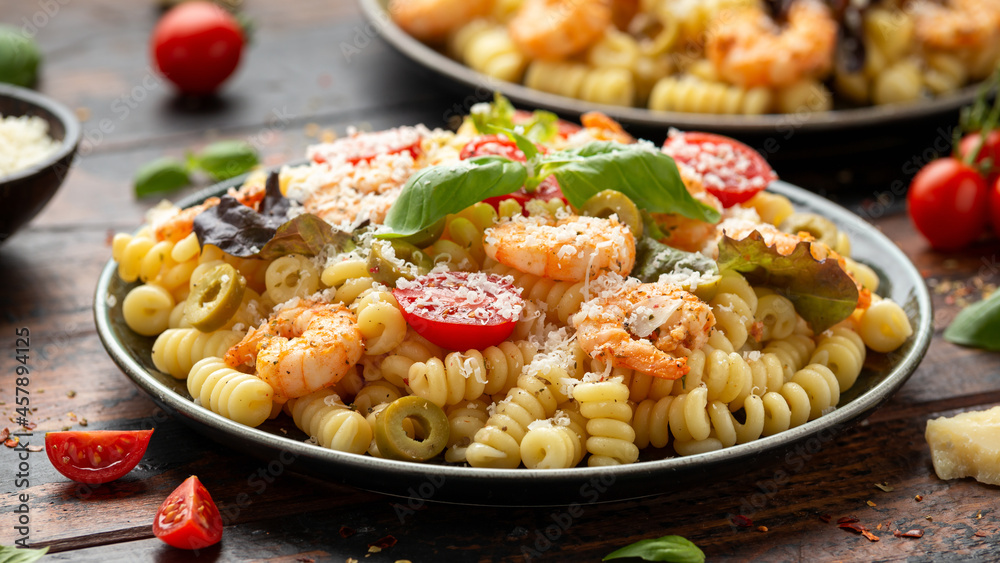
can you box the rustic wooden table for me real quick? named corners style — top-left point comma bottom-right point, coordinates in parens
top-left (3, 1), bottom-right (1000, 561)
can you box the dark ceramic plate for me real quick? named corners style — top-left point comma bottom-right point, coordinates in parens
top-left (358, 0), bottom-right (978, 135)
top-left (94, 177), bottom-right (932, 506)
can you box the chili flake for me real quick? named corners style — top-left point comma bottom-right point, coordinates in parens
top-left (4, 437), bottom-right (19, 448)
top-left (975, 531), bottom-right (988, 538)
top-left (819, 514), bottom-right (832, 523)
top-left (837, 516), bottom-right (859, 524)
top-left (731, 515), bottom-right (754, 527)
top-left (0, 428), bottom-right (8, 442)
top-left (861, 529), bottom-right (880, 542)
top-left (339, 526), bottom-right (356, 538)
top-left (893, 529), bottom-right (924, 538)
top-left (874, 482), bottom-right (894, 492)
top-left (915, 495), bottom-right (923, 502)
top-left (369, 535), bottom-right (397, 550)
top-left (757, 526), bottom-right (768, 533)
top-left (866, 500), bottom-right (877, 507)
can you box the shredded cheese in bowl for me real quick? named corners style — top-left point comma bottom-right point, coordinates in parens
top-left (0, 114), bottom-right (60, 179)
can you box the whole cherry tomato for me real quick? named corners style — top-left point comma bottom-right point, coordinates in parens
top-left (959, 130), bottom-right (1000, 185)
top-left (46, 430), bottom-right (153, 484)
top-left (907, 157), bottom-right (988, 249)
top-left (151, 2), bottom-right (244, 94)
top-left (153, 475), bottom-right (224, 550)
top-left (989, 174), bottom-right (1000, 234)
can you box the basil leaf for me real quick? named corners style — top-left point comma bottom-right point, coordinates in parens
top-left (380, 156), bottom-right (527, 238)
top-left (604, 535), bottom-right (705, 563)
top-left (0, 545), bottom-right (49, 563)
top-left (944, 291), bottom-right (1000, 350)
top-left (194, 140), bottom-right (259, 181)
top-left (633, 237), bottom-right (719, 284)
top-left (717, 232), bottom-right (858, 333)
top-left (536, 142), bottom-right (721, 224)
top-left (134, 157), bottom-right (191, 197)
top-left (480, 122), bottom-right (540, 162)
top-left (470, 92), bottom-right (558, 144)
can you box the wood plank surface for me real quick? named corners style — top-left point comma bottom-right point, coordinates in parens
top-left (3, 1), bottom-right (1000, 561)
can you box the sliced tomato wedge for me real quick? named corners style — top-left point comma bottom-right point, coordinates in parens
top-left (662, 131), bottom-right (776, 208)
top-left (393, 271), bottom-right (524, 351)
top-left (45, 429), bottom-right (154, 484)
top-left (153, 475), bottom-right (224, 550)
top-left (311, 126), bottom-right (422, 165)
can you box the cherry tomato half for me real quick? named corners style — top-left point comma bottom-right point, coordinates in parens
top-left (151, 2), bottom-right (244, 95)
top-left (311, 127), bottom-right (423, 165)
top-left (661, 131), bottom-right (777, 208)
top-left (153, 475), bottom-right (223, 550)
top-left (907, 157), bottom-right (988, 250)
top-left (393, 271), bottom-right (524, 351)
top-left (45, 429), bottom-right (154, 484)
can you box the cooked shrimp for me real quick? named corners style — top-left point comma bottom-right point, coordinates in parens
top-left (508, 0), bottom-right (612, 60)
top-left (484, 214), bottom-right (636, 282)
top-left (572, 283), bottom-right (715, 379)
top-left (910, 0), bottom-right (1000, 51)
top-left (706, 0), bottom-right (837, 88)
top-left (225, 300), bottom-right (364, 404)
top-left (580, 112), bottom-right (635, 144)
top-left (389, 0), bottom-right (493, 43)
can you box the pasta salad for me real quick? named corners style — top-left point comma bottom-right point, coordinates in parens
top-left (387, 0), bottom-right (1000, 115)
top-left (110, 96), bottom-right (913, 468)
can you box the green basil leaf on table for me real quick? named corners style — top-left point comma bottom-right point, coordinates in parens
top-left (193, 140), bottom-right (259, 181)
top-left (535, 142), bottom-right (722, 224)
top-left (133, 157), bottom-right (191, 197)
top-left (0, 545), bottom-right (50, 563)
top-left (944, 291), bottom-right (1000, 350)
top-left (380, 156), bottom-right (528, 238)
top-left (716, 231), bottom-right (858, 333)
top-left (603, 535), bottom-right (705, 563)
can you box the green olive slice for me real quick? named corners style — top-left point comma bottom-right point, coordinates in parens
top-left (397, 216), bottom-right (446, 248)
top-left (779, 212), bottom-right (839, 248)
top-left (184, 263), bottom-right (247, 332)
top-left (367, 240), bottom-right (433, 287)
top-left (579, 189), bottom-right (643, 239)
top-left (374, 396), bottom-right (449, 462)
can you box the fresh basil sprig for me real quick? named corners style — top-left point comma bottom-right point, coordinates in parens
top-left (944, 290), bottom-right (1000, 350)
top-left (381, 139), bottom-right (720, 237)
top-left (603, 535), bottom-right (705, 563)
top-left (380, 156), bottom-right (528, 238)
top-left (470, 92), bottom-right (558, 144)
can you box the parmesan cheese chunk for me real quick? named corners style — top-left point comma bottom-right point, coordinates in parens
top-left (926, 407), bottom-right (1000, 486)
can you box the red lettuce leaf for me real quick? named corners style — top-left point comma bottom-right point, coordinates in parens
top-left (717, 231), bottom-right (859, 333)
top-left (193, 170), bottom-right (352, 259)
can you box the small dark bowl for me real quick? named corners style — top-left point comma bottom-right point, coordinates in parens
top-left (0, 83), bottom-right (81, 244)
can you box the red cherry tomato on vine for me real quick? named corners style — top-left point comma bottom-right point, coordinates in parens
top-left (45, 430), bottom-right (153, 484)
top-left (907, 157), bottom-right (988, 250)
top-left (153, 476), bottom-right (223, 550)
top-left (152, 2), bottom-right (244, 94)
top-left (959, 130), bottom-right (1000, 184)
top-left (989, 175), bottom-right (1000, 234)
top-left (662, 131), bottom-right (776, 208)
top-left (393, 271), bottom-right (524, 350)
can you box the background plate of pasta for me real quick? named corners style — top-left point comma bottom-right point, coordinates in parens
top-left (360, 0), bottom-right (997, 132)
top-left (94, 105), bottom-right (932, 505)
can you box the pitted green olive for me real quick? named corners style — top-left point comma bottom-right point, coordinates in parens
top-left (367, 239), bottom-right (433, 287)
top-left (580, 189), bottom-right (643, 239)
top-left (184, 263), bottom-right (246, 332)
top-left (374, 396), bottom-right (449, 462)
top-left (779, 212), bottom-right (839, 248)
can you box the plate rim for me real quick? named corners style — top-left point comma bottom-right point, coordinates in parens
top-left (358, 0), bottom-right (979, 134)
top-left (93, 176), bottom-right (933, 505)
